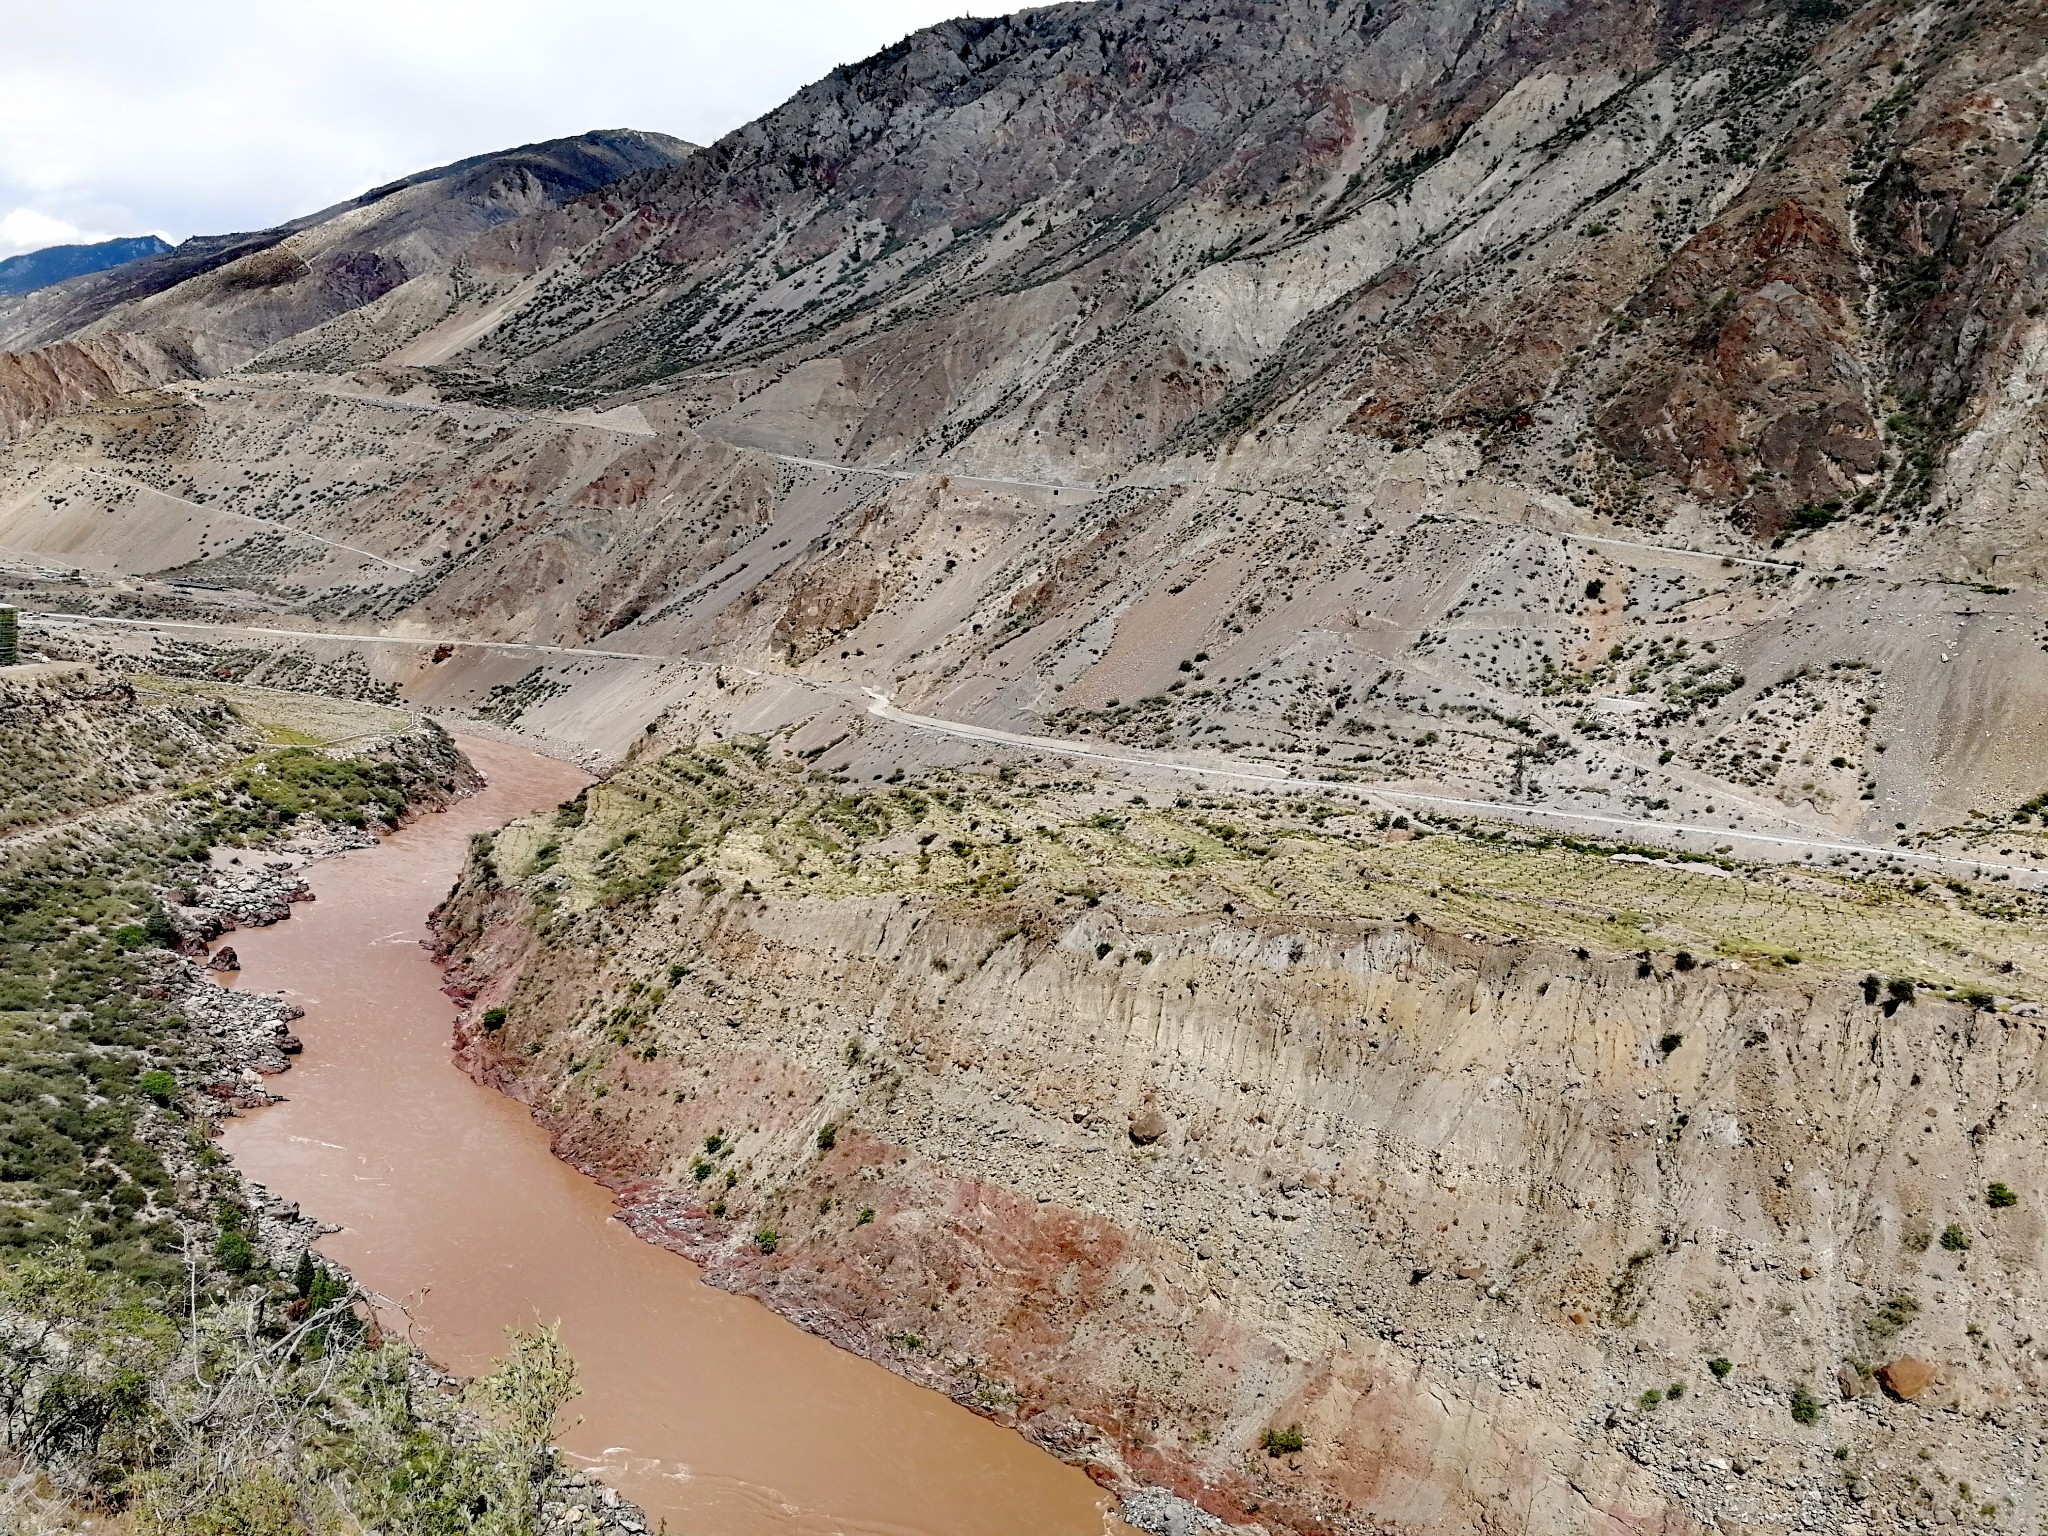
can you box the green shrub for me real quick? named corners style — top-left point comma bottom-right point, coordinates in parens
top-left (214, 1228), bottom-right (256, 1273)
top-left (138, 1069), bottom-right (176, 1105)
top-left (1940, 1223), bottom-right (1972, 1251)
top-left (1789, 1384), bottom-right (1822, 1424)
top-left (1987, 1182), bottom-right (2018, 1209)
top-left (480, 1007), bottom-right (508, 1031)
top-left (815, 1123), bottom-right (838, 1152)
top-left (856, 1207), bottom-right (876, 1226)
top-left (1708, 1357), bottom-right (1733, 1379)
top-left (1867, 1292), bottom-right (1920, 1339)
top-left (753, 1230), bottom-right (778, 1254)
top-left (1639, 1388), bottom-right (1663, 1408)
top-left (1260, 1424), bottom-right (1305, 1456)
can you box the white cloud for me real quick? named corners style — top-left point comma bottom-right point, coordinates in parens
top-left (0, 208), bottom-right (107, 258)
top-left (0, 0), bottom-right (979, 251)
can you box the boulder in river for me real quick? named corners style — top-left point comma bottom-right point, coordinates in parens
top-left (208, 946), bottom-right (241, 972)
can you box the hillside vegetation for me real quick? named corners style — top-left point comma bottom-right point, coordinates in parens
top-left (0, 679), bottom-right (607, 1535)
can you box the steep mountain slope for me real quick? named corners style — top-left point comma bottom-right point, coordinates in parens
top-left (430, 0), bottom-right (2045, 564)
top-left (437, 742), bottom-right (2048, 1536)
top-left (3, 0), bottom-right (2041, 841)
top-left (0, 235), bottom-right (172, 298)
top-left (0, 130), bottom-right (692, 442)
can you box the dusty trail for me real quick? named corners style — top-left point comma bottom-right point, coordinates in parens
top-left (858, 691), bottom-right (2047, 888)
top-left (31, 611), bottom-right (667, 661)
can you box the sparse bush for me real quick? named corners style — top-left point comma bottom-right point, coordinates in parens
top-left (1940, 1223), bottom-right (1972, 1252)
top-left (1708, 1357), bottom-right (1733, 1379)
top-left (480, 1006), bottom-right (508, 1031)
top-left (1987, 1182), bottom-right (2018, 1209)
top-left (856, 1207), bottom-right (876, 1226)
top-left (816, 1123), bottom-right (838, 1152)
top-left (1789, 1384), bottom-right (1822, 1424)
top-left (1260, 1423), bottom-right (1305, 1456)
top-left (138, 1069), bottom-right (176, 1105)
top-left (1867, 1292), bottom-right (1920, 1338)
top-left (754, 1230), bottom-right (779, 1254)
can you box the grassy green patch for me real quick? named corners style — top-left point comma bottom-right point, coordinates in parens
top-left (475, 742), bottom-right (2048, 1003)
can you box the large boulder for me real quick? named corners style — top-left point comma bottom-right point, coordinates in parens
top-left (1878, 1357), bottom-right (1940, 1401)
top-left (1127, 1107), bottom-right (1172, 1146)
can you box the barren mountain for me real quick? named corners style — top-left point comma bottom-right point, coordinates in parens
top-left (0, 129), bottom-right (691, 442)
top-left (2, 0), bottom-right (2042, 833)
top-left (5, 1), bottom-right (2048, 1532)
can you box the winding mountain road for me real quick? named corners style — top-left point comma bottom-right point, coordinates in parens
top-left (20, 610), bottom-right (2036, 887)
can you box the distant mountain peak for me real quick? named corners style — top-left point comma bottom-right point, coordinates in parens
top-left (0, 235), bottom-right (173, 298)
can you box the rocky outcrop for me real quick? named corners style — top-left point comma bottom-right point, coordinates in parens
top-left (0, 332), bottom-right (198, 446)
top-left (131, 949), bottom-right (305, 1101)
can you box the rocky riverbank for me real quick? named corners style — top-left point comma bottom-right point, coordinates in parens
top-left (0, 690), bottom-right (651, 1536)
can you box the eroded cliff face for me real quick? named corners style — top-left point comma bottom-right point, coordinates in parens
top-left (435, 747), bottom-right (2048, 1536)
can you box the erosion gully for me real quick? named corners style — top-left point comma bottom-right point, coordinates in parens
top-left (220, 737), bottom-right (1126, 1536)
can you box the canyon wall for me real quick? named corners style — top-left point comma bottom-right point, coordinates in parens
top-left (435, 748), bottom-right (2048, 1536)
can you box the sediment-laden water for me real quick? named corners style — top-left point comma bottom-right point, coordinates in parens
top-left (221, 736), bottom-right (1123, 1536)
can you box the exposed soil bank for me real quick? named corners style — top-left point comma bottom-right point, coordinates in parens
top-left (220, 736), bottom-right (1124, 1536)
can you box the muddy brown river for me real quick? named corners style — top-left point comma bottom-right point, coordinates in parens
top-left (220, 736), bottom-right (1125, 1536)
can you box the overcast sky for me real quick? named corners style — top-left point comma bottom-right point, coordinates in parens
top-left (0, 0), bottom-right (979, 257)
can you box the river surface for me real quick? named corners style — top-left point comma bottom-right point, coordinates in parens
top-left (220, 736), bottom-right (1124, 1536)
